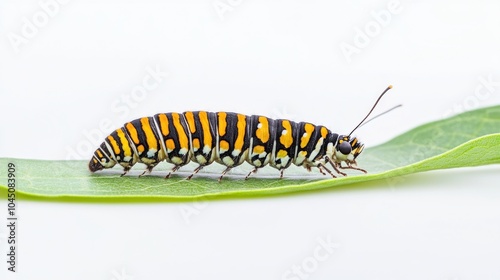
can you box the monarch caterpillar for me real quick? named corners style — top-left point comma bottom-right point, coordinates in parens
top-left (89, 86), bottom-right (393, 181)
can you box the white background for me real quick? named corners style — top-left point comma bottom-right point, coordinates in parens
top-left (1, 0), bottom-right (500, 279)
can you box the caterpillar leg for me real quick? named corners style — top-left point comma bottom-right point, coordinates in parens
top-left (165, 165), bottom-right (181, 179)
top-left (245, 167), bottom-right (259, 180)
top-left (187, 165), bottom-right (205, 180)
top-left (139, 164), bottom-right (157, 177)
top-left (325, 156), bottom-right (347, 177)
top-left (305, 163), bottom-right (333, 177)
top-left (317, 163), bottom-right (336, 178)
top-left (120, 166), bottom-right (131, 177)
top-left (316, 166), bottom-right (326, 175)
top-left (339, 161), bottom-right (367, 174)
top-left (218, 167), bottom-right (232, 182)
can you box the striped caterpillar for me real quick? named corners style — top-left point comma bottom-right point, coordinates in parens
top-left (89, 86), bottom-right (393, 181)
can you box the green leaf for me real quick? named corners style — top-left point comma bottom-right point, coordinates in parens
top-left (1, 105), bottom-right (500, 201)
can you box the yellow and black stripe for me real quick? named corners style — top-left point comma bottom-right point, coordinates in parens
top-left (153, 112), bottom-right (191, 167)
top-left (271, 119), bottom-right (299, 172)
top-left (124, 117), bottom-right (164, 170)
top-left (182, 111), bottom-right (217, 166)
top-left (89, 111), bottom-right (365, 180)
top-left (216, 112), bottom-right (250, 168)
top-left (295, 123), bottom-right (333, 166)
top-left (247, 115), bottom-right (276, 169)
top-left (105, 127), bottom-right (137, 172)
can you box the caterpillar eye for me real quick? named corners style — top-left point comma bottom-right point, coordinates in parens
top-left (338, 141), bottom-right (352, 155)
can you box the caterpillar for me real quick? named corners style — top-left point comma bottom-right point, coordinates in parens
top-left (89, 86), bottom-right (393, 181)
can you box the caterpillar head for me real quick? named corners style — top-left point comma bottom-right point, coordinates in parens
top-left (332, 85), bottom-right (392, 164)
top-left (334, 135), bottom-right (364, 163)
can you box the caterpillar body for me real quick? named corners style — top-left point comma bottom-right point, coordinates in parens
top-left (89, 86), bottom-right (393, 181)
